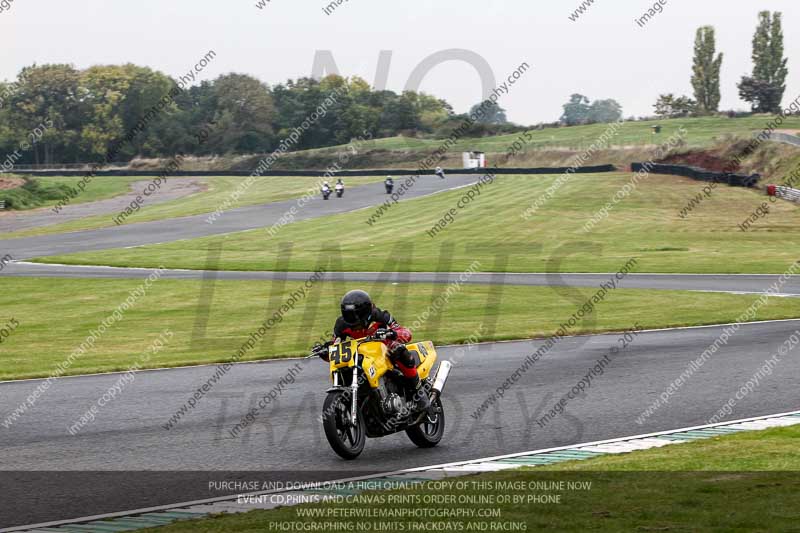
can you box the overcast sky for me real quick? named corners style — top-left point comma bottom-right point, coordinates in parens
top-left (1, 0), bottom-right (798, 124)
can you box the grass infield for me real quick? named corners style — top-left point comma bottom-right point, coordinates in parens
top-left (297, 115), bottom-right (800, 153)
top-left (35, 173), bottom-right (800, 274)
top-left (141, 424), bottom-right (800, 532)
top-left (2, 277), bottom-right (800, 380)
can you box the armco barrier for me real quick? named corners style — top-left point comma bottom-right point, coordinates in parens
top-left (8, 165), bottom-right (616, 178)
top-left (767, 185), bottom-right (800, 203)
top-left (765, 131), bottom-right (800, 147)
top-left (631, 163), bottom-right (760, 188)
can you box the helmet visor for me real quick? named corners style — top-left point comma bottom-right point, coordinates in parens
top-left (342, 304), bottom-right (370, 327)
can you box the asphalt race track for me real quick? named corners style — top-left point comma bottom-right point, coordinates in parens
top-left (0, 178), bottom-right (205, 233)
top-left (2, 175), bottom-right (800, 528)
top-left (2, 320), bottom-right (800, 527)
top-left (0, 175), bottom-right (481, 260)
top-left (1, 173), bottom-right (798, 296)
top-left (3, 262), bottom-right (800, 296)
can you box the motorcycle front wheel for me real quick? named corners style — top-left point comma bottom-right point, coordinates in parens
top-left (322, 390), bottom-right (366, 460)
top-left (406, 397), bottom-right (445, 448)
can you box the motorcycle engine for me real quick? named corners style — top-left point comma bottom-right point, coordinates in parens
top-left (382, 393), bottom-right (404, 415)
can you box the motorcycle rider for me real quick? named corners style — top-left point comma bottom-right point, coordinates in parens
top-left (385, 176), bottom-right (394, 194)
top-left (335, 178), bottom-right (344, 197)
top-left (320, 290), bottom-right (434, 415)
top-left (435, 166), bottom-right (445, 179)
top-left (321, 181), bottom-right (332, 199)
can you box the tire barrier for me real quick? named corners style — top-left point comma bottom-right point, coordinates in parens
top-left (632, 163), bottom-right (760, 188)
top-left (8, 165), bottom-right (617, 178)
top-left (767, 185), bottom-right (800, 203)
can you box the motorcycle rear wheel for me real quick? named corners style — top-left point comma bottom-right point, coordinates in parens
top-left (322, 391), bottom-right (366, 460)
top-left (406, 397), bottom-right (445, 448)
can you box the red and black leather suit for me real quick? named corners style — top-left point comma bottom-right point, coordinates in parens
top-left (331, 307), bottom-right (420, 379)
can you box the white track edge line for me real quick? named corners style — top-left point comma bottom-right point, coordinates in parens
top-left (11, 261), bottom-right (800, 277)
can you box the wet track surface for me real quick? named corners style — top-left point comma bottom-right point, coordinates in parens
top-left (3, 262), bottom-right (800, 296)
top-left (2, 320), bottom-right (800, 527)
top-left (0, 175), bottom-right (480, 260)
top-left (1, 174), bottom-right (799, 527)
top-left (0, 178), bottom-right (205, 233)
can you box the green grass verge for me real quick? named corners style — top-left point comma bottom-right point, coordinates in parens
top-left (36, 173), bottom-right (800, 274)
top-left (143, 425), bottom-right (800, 532)
top-left (298, 115), bottom-right (800, 154)
top-left (4, 176), bottom-right (383, 238)
top-left (0, 176), bottom-right (143, 210)
top-left (3, 277), bottom-right (800, 380)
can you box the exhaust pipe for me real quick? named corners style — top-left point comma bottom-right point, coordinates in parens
top-left (431, 360), bottom-right (452, 397)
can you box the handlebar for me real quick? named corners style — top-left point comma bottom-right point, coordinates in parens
top-left (310, 332), bottom-right (399, 359)
top-left (310, 342), bottom-right (330, 359)
top-left (309, 334), bottom-right (386, 356)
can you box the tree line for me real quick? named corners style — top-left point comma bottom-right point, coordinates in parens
top-left (1, 12), bottom-right (791, 166)
top-left (0, 66), bottom-right (522, 166)
top-left (655, 11), bottom-right (789, 117)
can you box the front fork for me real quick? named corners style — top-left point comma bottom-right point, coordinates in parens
top-left (349, 354), bottom-right (359, 426)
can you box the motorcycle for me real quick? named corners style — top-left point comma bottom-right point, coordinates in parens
top-left (335, 184), bottom-right (344, 198)
top-left (385, 181), bottom-right (394, 194)
top-left (321, 187), bottom-right (332, 200)
top-left (312, 334), bottom-right (452, 460)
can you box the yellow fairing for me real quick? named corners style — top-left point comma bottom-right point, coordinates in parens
top-left (408, 341), bottom-right (437, 380)
top-left (329, 339), bottom-right (438, 388)
top-left (328, 340), bottom-right (362, 371)
top-left (329, 340), bottom-right (393, 388)
top-left (359, 342), bottom-right (394, 389)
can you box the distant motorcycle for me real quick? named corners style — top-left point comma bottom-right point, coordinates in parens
top-left (435, 167), bottom-right (446, 180)
top-left (335, 183), bottom-right (344, 198)
top-left (322, 186), bottom-right (332, 200)
top-left (385, 177), bottom-right (394, 194)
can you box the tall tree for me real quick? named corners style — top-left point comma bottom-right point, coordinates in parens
top-left (469, 100), bottom-right (508, 125)
top-left (5, 65), bottom-right (83, 164)
top-left (79, 65), bottom-right (140, 160)
top-left (654, 94), bottom-right (696, 117)
top-left (587, 99), bottom-right (623, 123)
top-left (117, 65), bottom-right (176, 156)
top-left (738, 11), bottom-right (788, 113)
top-left (691, 26), bottom-right (723, 113)
top-left (210, 74), bottom-right (275, 153)
top-left (560, 94), bottom-right (591, 126)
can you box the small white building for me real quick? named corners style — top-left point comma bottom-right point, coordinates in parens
top-left (462, 151), bottom-right (486, 169)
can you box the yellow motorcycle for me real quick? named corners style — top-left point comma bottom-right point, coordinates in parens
top-left (312, 335), bottom-right (452, 460)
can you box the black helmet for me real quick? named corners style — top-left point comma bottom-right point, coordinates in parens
top-left (341, 290), bottom-right (373, 327)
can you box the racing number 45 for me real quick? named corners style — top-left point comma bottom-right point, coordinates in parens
top-left (331, 343), bottom-right (354, 365)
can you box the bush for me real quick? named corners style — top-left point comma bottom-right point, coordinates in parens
top-left (0, 177), bottom-right (74, 210)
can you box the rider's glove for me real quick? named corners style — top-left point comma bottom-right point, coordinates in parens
top-left (312, 343), bottom-right (330, 362)
top-left (376, 328), bottom-right (397, 340)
